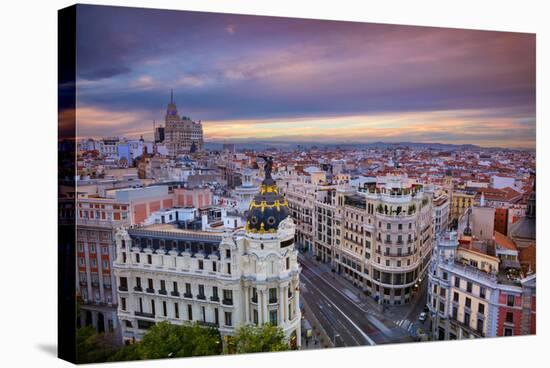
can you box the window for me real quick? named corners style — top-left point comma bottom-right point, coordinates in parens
top-left (185, 283), bottom-right (192, 297)
top-left (504, 327), bottom-right (513, 336)
top-left (173, 282), bottom-right (178, 294)
top-left (212, 286), bottom-right (219, 299)
top-left (136, 277), bottom-right (142, 289)
top-left (464, 312), bottom-right (470, 326)
top-left (160, 280), bottom-right (166, 292)
top-left (439, 301), bottom-right (445, 313)
top-left (454, 276), bottom-right (460, 288)
top-left (147, 254), bottom-right (152, 264)
top-left (479, 287), bottom-right (486, 299)
top-left (253, 309), bottom-right (258, 324)
top-left (507, 295), bottom-right (515, 307)
top-left (505, 312), bottom-right (514, 323)
top-left (135, 253), bottom-right (140, 263)
top-left (439, 288), bottom-right (446, 298)
top-left (198, 259), bottom-right (204, 270)
top-left (476, 319), bottom-right (484, 333)
top-left (223, 289), bottom-right (233, 304)
top-left (122, 252), bottom-right (127, 263)
top-left (198, 285), bottom-right (205, 299)
top-left (478, 303), bottom-right (485, 315)
top-left (227, 263), bottom-right (231, 274)
top-left (78, 258), bottom-right (84, 266)
top-left (269, 310), bottom-right (278, 325)
top-left (286, 257), bottom-right (290, 270)
top-left (224, 311), bottom-right (232, 326)
top-left (453, 292), bottom-right (459, 303)
top-left (162, 301), bottom-right (167, 316)
top-left (119, 277), bottom-right (128, 291)
top-left (147, 278), bottom-right (154, 292)
top-left (101, 246), bottom-right (108, 254)
top-left (121, 297), bottom-right (126, 311)
top-left (452, 306), bottom-right (458, 320)
top-left (269, 288), bottom-right (277, 303)
top-left (90, 245), bottom-right (96, 253)
top-left (225, 249), bottom-right (231, 258)
top-left (188, 305), bottom-right (193, 320)
top-left (466, 281), bottom-right (472, 293)
top-left (386, 223), bottom-right (391, 230)
top-left (465, 297), bottom-right (471, 309)
top-left (151, 300), bottom-right (155, 316)
top-left (174, 303), bottom-right (179, 319)
top-left (212, 261), bottom-right (217, 272)
top-left (442, 272), bottom-right (448, 281)
top-left (91, 259), bottom-right (97, 267)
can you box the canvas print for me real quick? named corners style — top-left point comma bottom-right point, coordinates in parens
top-left (58, 4), bottom-right (536, 364)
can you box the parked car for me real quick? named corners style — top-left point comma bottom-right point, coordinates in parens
top-left (419, 312), bottom-right (427, 322)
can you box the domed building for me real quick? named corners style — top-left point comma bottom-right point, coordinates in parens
top-left (246, 157), bottom-right (290, 233)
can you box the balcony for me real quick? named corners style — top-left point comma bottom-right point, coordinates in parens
top-left (269, 298), bottom-right (278, 304)
top-left (222, 298), bottom-right (233, 306)
top-left (145, 288), bottom-right (155, 294)
top-left (210, 296), bottom-right (219, 302)
top-left (134, 311), bottom-right (155, 319)
top-left (197, 294), bottom-right (206, 300)
top-left (134, 286), bottom-right (143, 292)
top-left (170, 291), bottom-right (180, 297)
top-left (158, 289), bottom-right (167, 295)
top-left (183, 293), bottom-right (193, 299)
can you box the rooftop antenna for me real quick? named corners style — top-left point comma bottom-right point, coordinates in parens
top-left (170, 89), bottom-right (174, 104)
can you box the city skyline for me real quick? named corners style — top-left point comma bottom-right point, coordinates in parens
top-left (73, 6), bottom-right (535, 147)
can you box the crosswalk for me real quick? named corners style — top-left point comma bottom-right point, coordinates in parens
top-left (395, 319), bottom-right (414, 332)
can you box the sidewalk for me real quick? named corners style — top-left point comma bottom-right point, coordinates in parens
top-left (300, 298), bottom-right (334, 350)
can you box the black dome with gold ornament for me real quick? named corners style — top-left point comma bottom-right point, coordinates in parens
top-left (246, 156), bottom-right (289, 233)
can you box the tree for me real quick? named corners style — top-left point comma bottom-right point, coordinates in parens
top-left (107, 343), bottom-right (140, 362)
top-left (232, 324), bottom-right (289, 354)
top-left (76, 326), bottom-right (119, 364)
top-left (135, 322), bottom-right (222, 360)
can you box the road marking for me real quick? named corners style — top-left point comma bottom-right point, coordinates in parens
top-left (303, 276), bottom-right (376, 346)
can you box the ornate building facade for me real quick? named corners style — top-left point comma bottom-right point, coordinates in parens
top-left (113, 158), bottom-right (301, 348)
top-left (334, 175), bottom-right (434, 305)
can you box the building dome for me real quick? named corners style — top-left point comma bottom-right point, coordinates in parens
top-left (246, 157), bottom-right (289, 233)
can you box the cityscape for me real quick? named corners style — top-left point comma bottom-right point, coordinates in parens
top-left (65, 4), bottom-right (536, 364)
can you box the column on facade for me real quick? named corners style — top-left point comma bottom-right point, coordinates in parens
top-left (293, 280), bottom-right (299, 321)
top-left (244, 285), bottom-right (250, 324)
top-left (262, 288), bottom-right (268, 324)
top-left (279, 285), bottom-right (285, 325)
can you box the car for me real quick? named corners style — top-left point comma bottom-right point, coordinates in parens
top-left (419, 312), bottom-right (428, 322)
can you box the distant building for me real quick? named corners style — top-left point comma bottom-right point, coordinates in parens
top-left (222, 143), bottom-right (236, 153)
top-left (164, 90), bottom-right (204, 156)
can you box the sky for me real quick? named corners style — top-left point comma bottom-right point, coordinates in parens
top-left (72, 4), bottom-right (536, 148)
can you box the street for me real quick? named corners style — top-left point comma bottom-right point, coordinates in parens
top-left (299, 254), bottom-right (415, 347)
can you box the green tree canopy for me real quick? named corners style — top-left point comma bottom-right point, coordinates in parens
top-left (76, 326), bottom-right (119, 364)
top-left (136, 322), bottom-right (222, 360)
top-left (232, 324), bottom-right (289, 354)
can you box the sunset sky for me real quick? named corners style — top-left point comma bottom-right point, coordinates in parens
top-left (74, 5), bottom-right (536, 148)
